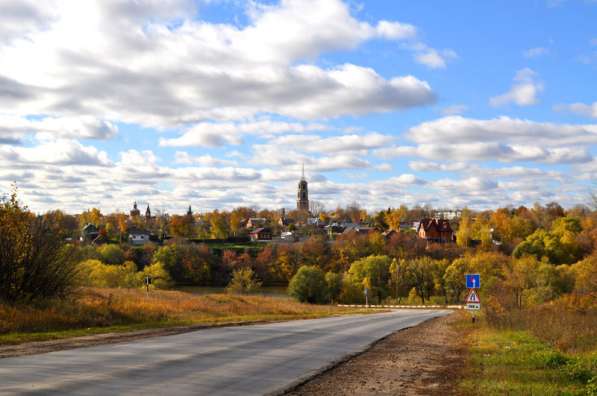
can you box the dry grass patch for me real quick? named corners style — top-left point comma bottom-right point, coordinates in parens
top-left (0, 287), bottom-right (368, 344)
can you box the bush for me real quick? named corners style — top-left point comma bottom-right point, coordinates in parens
top-left (78, 259), bottom-right (139, 288)
top-left (337, 277), bottom-right (364, 304)
top-left (563, 358), bottom-right (594, 383)
top-left (0, 191), bottom-right (79, 302)
top-left (325, 272), bottom-right (343, 303)
top-left (226, 268), bottom-right (262, 295)
top-left (141, 262), bottom-right (173, 289)
top-left (98, 244), bottom-right (125, 265)
top-left (288, 266), bottom-right (328, 304)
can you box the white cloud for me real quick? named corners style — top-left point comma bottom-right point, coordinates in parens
top-left (554, 102), bottom-right (597, 118)
top-left (524, 47), bottom-right (549, 58)
top-left (414, 48), bottom-right (458, 69)
top-left (0, 0), bottom-right (435, 126)
top-left (0, 139), bottom-right (111, 166)
top-left (0, 115), bottom-right (117, 144)
top-left (375, 20), bottom-right (417, 40)
top-left (408, 115), bottom-right (597, 147)
top-left (160, 119), bottom-right (329, 147)
top-left (490, 68), bottom-right (543, 107)
top-left (440, 104), bottom-right (468, 115)
top-left (174, 152), bottom-right (237, 166)
top-left (268, 132), bottom-right (395, 153)
top-left (375, 116), bottom-right (597, 164)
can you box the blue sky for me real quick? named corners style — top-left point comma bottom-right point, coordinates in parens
top-left (0, 0), bottom-right (596, 214)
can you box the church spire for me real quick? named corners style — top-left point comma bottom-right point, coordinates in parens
top-left (297, 164), bottom-right (309, 212)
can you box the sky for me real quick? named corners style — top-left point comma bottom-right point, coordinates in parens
top-left (0, 0), bottom-right (596, 214)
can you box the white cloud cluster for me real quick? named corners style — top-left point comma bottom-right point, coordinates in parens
top-left (490, 68), bottom-right (543, 107)
top-left (0, 0), bottom-right (435, 128)
top-left (554, 102), bottom-right (597, 119)
top-left (0, 115), bottom-right (117, 144)
top-left (377, 116), bottom-right (597, 164)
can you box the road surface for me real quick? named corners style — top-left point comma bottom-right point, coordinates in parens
top-left (0, 309), bottom-right (450, 396)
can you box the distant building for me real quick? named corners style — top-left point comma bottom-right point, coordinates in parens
top-left (249, 227), bottom-right (272, 241)
top-left (80, 223), bottom-right (100, 243)
top-left (342, 224), bottom-right (376, 236)
top-left (280, 231), bottom-right (298, 242)
top-left (145, 205), bottom-right (151, 222)
top-left (417, 218), bottom-right (455, 243)
top-left (246, 218), bottom-right (267, 229)
top-left (130, 202), bottom-right (141, 217)
top-left (382, 229), bottom-right (398, 240)
top-left (297, 164), bottom-right (309, 212)
top-left (128, 227), bottom-right (151, 245)
top-left (434, 209), bottom-right (462, 220)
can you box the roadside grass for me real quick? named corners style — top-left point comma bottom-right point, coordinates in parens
top-left (0, 287), bottom-right (370, 345)
top-left (459, 314), bottom-right (597, 396)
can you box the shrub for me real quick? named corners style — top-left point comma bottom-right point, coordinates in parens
top-left (226, 268), bottom-right (262, 295)
top-left (337, 277), bottom-right (364, 304)
top-left (0, 190), bottom-right (79, 302)
top-left (98, 244), bottom-right (125, 265)
top-left (288, 266), bottom-right (328, 304)
top-left (325, 272), bottom-right (343, 303)
top-left (587, 376), bottom-right (597, 396)
top-left (78, 259), bottom-right (139, 288)
top-left (141, 262), bottom-right (173, 289)
top-left (564, 358), bottom-right (594, 383)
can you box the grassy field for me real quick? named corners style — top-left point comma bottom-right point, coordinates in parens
top-left (0, 287), bottom-right (368, 345)
top-left (458, 310), bottom-right (597, 395)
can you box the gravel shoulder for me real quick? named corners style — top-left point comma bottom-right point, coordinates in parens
top-left (286, 312), bottom-right (468, 396)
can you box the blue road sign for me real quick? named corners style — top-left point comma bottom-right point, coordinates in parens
top-left (465, 274), bottom-right (480, 289)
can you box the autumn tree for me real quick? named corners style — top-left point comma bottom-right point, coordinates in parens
top-left (0, 189), bottom-right (79, 302)
top-left (348, 255), bottom-right (391, 304)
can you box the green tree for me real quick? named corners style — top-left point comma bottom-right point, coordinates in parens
top-left (325, 272), bottom-right (343, 303)
top-left (456, 208), bottom-right (474, 248)
top-left (443, 258), bottom-right (469, 303)
top-left (288, 266), bottom-right (328, 304)
top-left (141, 262), bottom-right (173, 289)
top-left (98, 244), bottom-right (125, 265)
top-left (226, 267), bottom-right (262, 294)
top-left (403, 257), bottom-right (436, 304)
top-left (348, 255), bottom-right (391, 304)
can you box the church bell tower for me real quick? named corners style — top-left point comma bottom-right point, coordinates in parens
top-left (297, 164), bottom-right (309, 212)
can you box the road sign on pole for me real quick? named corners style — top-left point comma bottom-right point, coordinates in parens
top-left (465, 289), bottom-right (481, 311)
top-left (465, 274), bottom-right (480, 289)
top-left (466, 289), bottom-right (480, 304)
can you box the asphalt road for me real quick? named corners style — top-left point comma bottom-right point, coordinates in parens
top-left (0, 309), bottom-right (450, 396)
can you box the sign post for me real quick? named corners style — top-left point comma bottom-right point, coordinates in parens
top-left (464, 274), bottom-right (481, 323)
top-left (144, 275), bottom-right (152, 295)
top-left (364, 287), bottom-right (369, 307)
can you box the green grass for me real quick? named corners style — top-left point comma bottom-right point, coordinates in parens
top-left (460, 325), bottom-right (597, 395)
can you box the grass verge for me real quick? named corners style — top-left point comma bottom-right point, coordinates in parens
top-left (459, 316), bottom-right (597, 395)
top-left (0, 287), bottom-right (370, 346)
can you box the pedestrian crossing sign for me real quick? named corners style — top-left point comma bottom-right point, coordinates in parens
top-left (466, 289), bottom-right (480, 304)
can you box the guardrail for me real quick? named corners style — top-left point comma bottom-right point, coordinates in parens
top-left (337, 304), bottom-right (464, 309)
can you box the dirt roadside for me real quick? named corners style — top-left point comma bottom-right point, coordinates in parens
top-left (286, 312), bottom-right (469, 396)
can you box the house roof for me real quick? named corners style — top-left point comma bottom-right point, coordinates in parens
top-left (127, 227), bottom-right (150, 235)
top-left (417, 218), bottom-right (453, 233)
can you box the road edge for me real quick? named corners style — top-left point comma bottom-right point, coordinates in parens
top-left (269, 314), bottom-right (446, 396)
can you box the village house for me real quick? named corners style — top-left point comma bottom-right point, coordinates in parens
top-left (416, 218), bottom-right (455, 243)
top-left (249, 227), bottom-right (272, 242)
top-left (127, 227), bottom-right (151, 245)
top-left (246, 218), bottom-right (267, 229)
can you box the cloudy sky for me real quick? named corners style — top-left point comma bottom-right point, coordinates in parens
top-left (0, 0), bottom-right (596, 214)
